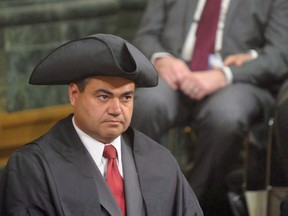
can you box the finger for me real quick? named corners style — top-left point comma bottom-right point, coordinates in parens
top-left (192, 90), bottom-right (206, 100)
top-left (223, 56), bottom-right (235, 66)
top-left (185, 87), bottom-right (201, 99)
top-left (163, 74), bottom-right (179, 90)
top-left (235, 56), bottom-right (250, 66)
top-left (235, 59), bottom-right (244, 66)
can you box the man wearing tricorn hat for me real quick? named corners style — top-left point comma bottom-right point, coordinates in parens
top-left (0, 34), bottom-right (203, 216)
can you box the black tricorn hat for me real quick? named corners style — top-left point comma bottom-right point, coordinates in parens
top-left (29, 34), bottom-right (158, 87)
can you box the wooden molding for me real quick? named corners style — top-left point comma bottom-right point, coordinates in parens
top-left (0, 104), bottom-right (73, 167)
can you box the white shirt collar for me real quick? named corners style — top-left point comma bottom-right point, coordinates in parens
top-left (71, 117), bottom-right (123, 176)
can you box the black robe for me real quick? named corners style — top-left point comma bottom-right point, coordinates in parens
top-left (0, 115), bottom-right (203, 216)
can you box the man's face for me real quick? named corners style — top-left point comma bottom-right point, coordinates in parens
top-left (69, 76), bottom-right (135, 144)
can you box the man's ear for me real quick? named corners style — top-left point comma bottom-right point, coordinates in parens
top-left (69, 83), bottom-right (79, 105)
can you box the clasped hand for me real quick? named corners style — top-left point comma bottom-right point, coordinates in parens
top-left (154, 52), bottom-right (254, 100)
top-left (154, 56), bottom-right (227, 100)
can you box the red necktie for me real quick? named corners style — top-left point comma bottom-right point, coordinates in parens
top-left (103, 145), bottom-right (126, 216)
top-left (190, 0), bottom-right (222, 71)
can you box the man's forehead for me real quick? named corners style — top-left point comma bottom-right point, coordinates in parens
top-left (89, 76), bottom-right (135, 85)
top-left (85, 76), bottom-right (135, 92)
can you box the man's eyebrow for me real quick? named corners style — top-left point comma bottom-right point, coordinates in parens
top-left (94, 89), bottom-right (135, 95)
top-left (95, 89), bottom-right (113, 95)
top-left (123, 90), bottom-right (135, 95)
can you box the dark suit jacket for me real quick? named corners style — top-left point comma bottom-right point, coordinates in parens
top-left (0, 114), bottom-right (203, 216)
top-left (134, 0), bottom-right (288, 90)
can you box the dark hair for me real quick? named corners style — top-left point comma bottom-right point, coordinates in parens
top-left (75, 78), bottom-right (91, 92)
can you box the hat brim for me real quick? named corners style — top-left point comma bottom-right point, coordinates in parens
top-left (29, 34), bottom-right (158, 87)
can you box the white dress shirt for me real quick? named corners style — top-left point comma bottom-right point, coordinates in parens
top-left (72, 117), bottom-right (124, 178)
top-left (151, 0), bottom-right (261, 85)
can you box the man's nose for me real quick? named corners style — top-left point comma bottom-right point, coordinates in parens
top-left (108, 98), bottom-right (122, 115)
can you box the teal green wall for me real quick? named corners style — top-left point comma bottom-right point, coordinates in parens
top-left (0, 0), bottom-right (193, 174)
top-left (0, 0), bottom-right (147, 112)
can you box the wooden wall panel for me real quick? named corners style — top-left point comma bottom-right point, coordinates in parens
top-left (0, 104), bottom-right (73, 167)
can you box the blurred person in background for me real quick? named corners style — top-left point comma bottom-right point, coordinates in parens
top-left (131, 0), bottom-right (288, 215)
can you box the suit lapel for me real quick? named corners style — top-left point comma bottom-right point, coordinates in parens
top-left (224, 0), bottom-right (241, 35)
top-left (122, 128), bottom-right (161, 216)
top-left (121, 137), bottom-right (145, 216)
top-left (183, 0), bottom-right (199, 38)
top-left (89, 158), bottom-right (123, 216)
top-left (41, 116), bottom-right (100, 215)
top-left (41, 115), bottom-right (120, 215)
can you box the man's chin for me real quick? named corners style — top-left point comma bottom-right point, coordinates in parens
top-left (103, 130), bottom-right (123, 140)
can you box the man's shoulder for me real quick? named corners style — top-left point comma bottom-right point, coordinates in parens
top-left (125, 127), bottom-right (178, 164)
top-left (32, 114), bottom-right (73, 144)
top-left (126, 127), bottom-right (170, 151)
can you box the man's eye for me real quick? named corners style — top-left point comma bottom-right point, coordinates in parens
top-left (98, 95), bottom-right (109, 100)
top-left (123, 95), bottom-right (132, 102)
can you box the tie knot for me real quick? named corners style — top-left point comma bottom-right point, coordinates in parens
top-left (103, 145), bottom-right (117, 159)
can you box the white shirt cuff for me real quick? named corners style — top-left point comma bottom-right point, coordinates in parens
top-left (220, 66), bottom-right (233, 84)
top-left (248, 49), bottom-right (258, 59)
top-left (151, 52), bottom-right (173, 64)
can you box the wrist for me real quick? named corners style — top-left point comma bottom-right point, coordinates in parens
top-left (218, 66), bottom-right (233, 85)
top-left (151, 52), bottom-right (173, 65)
